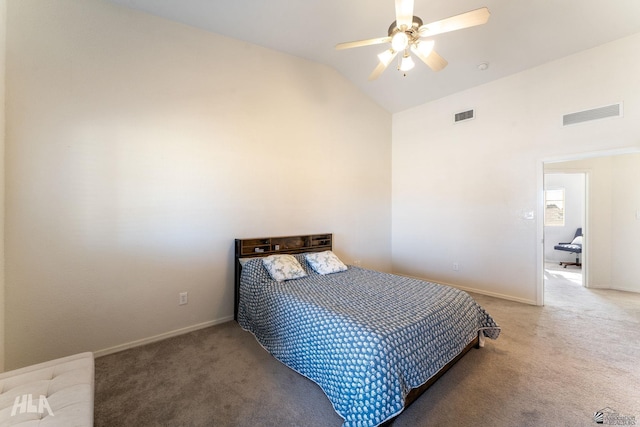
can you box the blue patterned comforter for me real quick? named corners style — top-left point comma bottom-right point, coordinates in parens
top-left (238, 255), bottom-right (500, 427)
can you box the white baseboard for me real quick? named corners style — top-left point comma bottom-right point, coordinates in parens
top-left (608, 285), bottom-right (640, 294)
top-left (450, 283), bottom-right (537, 305)
top-left (94, 316), bottom-right (234, 358)
top-left (394, 273), bottom-right (537, 306)
top-left (586, 284), bottom-right (610, 289)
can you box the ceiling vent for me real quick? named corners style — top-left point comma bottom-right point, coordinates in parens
top-left (454, 109), bottom-right (475, 123)
top-left (563, 103), bottom-right (622, 126)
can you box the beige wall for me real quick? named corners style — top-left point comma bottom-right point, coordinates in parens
top-left (611, 154), bottom-right (640, 292)
top-left (5, 0), bottom-right (392, 369)
top-left (392, 32), bottom-right (640, 304)
top-left (1, 0), bottom-right (6, 372)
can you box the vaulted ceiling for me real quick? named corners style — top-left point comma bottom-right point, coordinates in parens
top-left (106, 0), bottom-right (640, 113)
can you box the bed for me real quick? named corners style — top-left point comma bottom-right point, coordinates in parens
top-left (234, 234), bottom-right (500, 427)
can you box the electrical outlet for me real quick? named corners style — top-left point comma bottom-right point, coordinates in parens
top-left (453, 262), bottom-right (460, 271)
top-left (179, 292), bottom-right (188, 305)
top-left (353, 259), bottom-right (362, 267)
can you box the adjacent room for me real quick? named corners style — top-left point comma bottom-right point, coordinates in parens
top-left (1, 0), bottom-right (639, 426)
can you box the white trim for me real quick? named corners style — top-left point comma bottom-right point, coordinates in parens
top-left (607, 286), bottom-right (640, 294)
top-left (93, 316), bottom-right (234, 358)
top-left (448, 282), bottom-right (537, 306)
top-left (394, 273), bottom-right (537, 306)
top-left (583, 173), bottom-right (590, 289)
top-left (541, 146), bottom-right (639, 164)
top-left (536, 163), bottom-right (545, 306)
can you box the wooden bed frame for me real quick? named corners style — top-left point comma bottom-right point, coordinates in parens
top-left (234, 233), bottom-right (333, 320)
top-left (234, 233), bottom-right (480, 420)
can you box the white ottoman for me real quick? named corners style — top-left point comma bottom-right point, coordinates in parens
top-left (0, 352), bottom-right (94, 426)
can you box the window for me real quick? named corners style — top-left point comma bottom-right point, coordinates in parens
top-left (544, 189), bottom-right (565, 226)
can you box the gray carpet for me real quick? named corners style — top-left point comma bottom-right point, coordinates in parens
top-left (95, 265), bottom-right (640, 426)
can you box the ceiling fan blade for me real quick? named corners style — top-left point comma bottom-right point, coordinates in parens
top-left (335, 36), bottom-right (391, 50)
top-left (419, 7), bottom-right (490, 37)
top-left (395, 0), bottom-right (414, 29)
top-left (369, 62), bottom-right (388, 81)
top-left (411, 43), bottom-right (448, 71)
top-left (369, 49), bottom-right (399, 80)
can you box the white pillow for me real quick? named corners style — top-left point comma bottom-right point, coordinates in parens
top-left (262, 255), bottom-right (307, 282)
top-left (571, 235), bottom-right (583, 245)
top-left (305, 251), bottom-right (348, 275)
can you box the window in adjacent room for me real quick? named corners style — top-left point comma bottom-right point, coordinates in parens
top-left (544, 188), bottom-right (565, 226)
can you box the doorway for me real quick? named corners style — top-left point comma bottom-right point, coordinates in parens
top-left (537, 149), bottom-right (640, 306)
top-left (543, 172), bottom-right (586, 288)
top-left (543, 172), bottom-right (586, 302)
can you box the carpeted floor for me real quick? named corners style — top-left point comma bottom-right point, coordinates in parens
top-left (95, 265), bottom-right (640, 426)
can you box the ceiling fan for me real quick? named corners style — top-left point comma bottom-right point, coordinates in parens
top-left (336, 0), bottom-right (490, 80)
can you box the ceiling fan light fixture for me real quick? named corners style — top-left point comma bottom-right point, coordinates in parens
top-left (391, 31), bottom-right (409, 51)
top-left (399, 53), bottom-right (415, 72)
top-left (378, 49), bottom-right (396, 66)
top-left (416, 39), bottom-right (435, 57)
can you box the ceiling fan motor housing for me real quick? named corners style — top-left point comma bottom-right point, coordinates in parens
top-left (388, 16), bottom-right (423, 37)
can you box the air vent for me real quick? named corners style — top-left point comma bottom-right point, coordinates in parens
top-left (563, 103), bottom-right (622, 126)
top-left (454, 109), bottom-right (475, 123)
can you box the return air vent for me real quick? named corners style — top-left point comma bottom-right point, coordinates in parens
top-left (454, 109), bottom-right (475, 123)
top-left (563, 103), bottom-right (622, 126)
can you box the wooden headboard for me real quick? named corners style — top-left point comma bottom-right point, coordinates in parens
top-left (234, 233), bottom-right (332, 320)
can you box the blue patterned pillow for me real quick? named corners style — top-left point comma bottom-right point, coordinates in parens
top-left (293, 253), bottom-right (315, 275)
top-left (262, 255), bottom-right (307, 282)
top-left (305, 251), bottom-right (348, 275)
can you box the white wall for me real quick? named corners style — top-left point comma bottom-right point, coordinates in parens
top-left (0, 0), bottom-right (6, 372)
top-left (5, 0), bottom-right (392, 369)
top-left (543, 173), bottom-right (584, 263)
top-left (611, 154), bottom-right (640, 293)
top-left (392, 32), bottom-right (640, 304)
